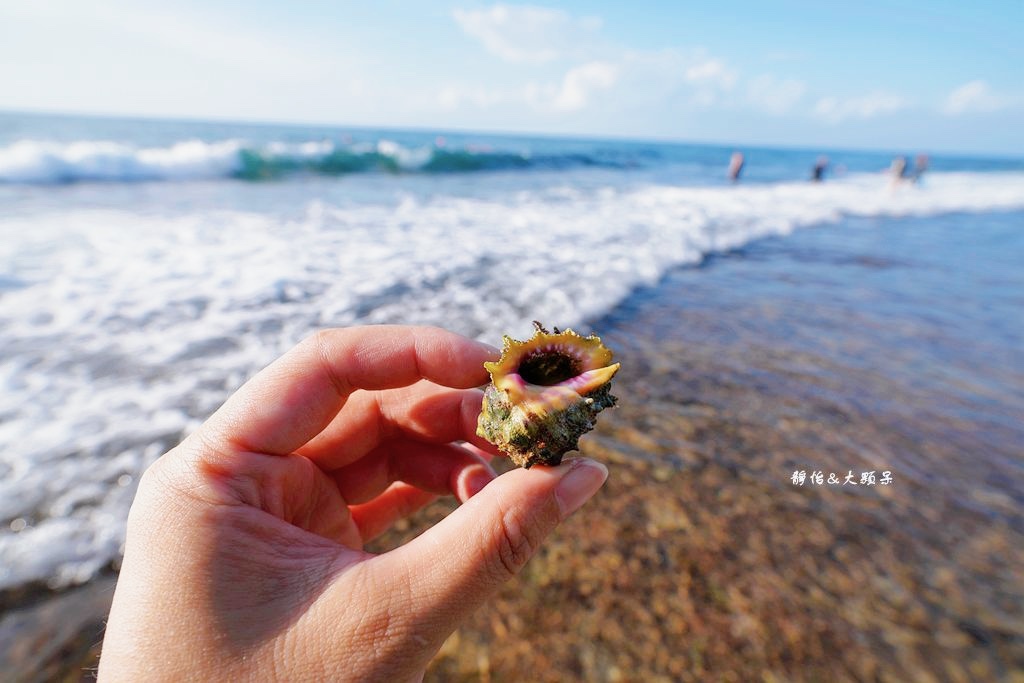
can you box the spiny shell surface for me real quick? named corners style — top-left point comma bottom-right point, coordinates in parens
top-left (476, 326), bottom-right (620, 468)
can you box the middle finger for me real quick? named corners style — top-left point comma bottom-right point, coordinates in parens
top-left (296, 381), bottom-right (500, 470)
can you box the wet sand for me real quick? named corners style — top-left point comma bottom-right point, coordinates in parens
top-left (4, 216), bottom-right (1023, 681)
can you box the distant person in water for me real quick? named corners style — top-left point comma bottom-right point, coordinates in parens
top-left (912, 154), bottom-right (929, 183)
top-left (890, 156), bottom-right (909, 185)
top-left (811, 156), bottom-right (828, 182)
top-left (727, 151), bottom-right (745, 182)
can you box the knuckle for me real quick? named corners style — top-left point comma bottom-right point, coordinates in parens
top-left (311, 329), bottom-right (349, 397)
top-left (494, 507), bottom-right (540, 578)
top-left (138, 449), bottom-right (192, 499)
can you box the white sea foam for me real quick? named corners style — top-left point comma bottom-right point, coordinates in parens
top-left (0, 139), bottom-right (246, 183)
top-left (2, 171), bottom-right (1024, 590)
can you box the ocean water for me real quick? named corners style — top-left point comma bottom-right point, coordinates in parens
top-left (1, 111), bottom-right (1023, 593)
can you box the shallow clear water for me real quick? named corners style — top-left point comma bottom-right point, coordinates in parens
top-left (604, 210), bottom-right (1024, 496)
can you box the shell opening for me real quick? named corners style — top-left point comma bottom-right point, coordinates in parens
top-left (517, 347), bottom-right (582, 386)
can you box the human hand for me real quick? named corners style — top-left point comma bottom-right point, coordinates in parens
top-left (98, 326), bottom-right (608, 681)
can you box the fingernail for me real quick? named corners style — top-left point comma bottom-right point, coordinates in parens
top-left (554, 459), bottom-right (608, 517)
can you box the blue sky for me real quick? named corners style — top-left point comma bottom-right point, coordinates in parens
top-left (1, 0), bottom-right (1021, 153)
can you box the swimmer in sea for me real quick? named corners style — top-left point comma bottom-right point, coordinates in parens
top-left (811, 156), bottom-right (828, 182)
top-left (890, 156), bottom-right (909, 184)
top-left (728, 151), bottom-right (745, 182)
top-left (912, 153), bottom-right (929, 183)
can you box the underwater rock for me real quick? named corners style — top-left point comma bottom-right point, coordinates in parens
top-left (477, 322), bottom-right (620, 468)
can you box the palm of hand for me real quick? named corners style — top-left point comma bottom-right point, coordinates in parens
top-left (152, 379), bottom-right (494, 676)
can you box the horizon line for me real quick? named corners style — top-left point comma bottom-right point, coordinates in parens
top-left (1, 106), bottom-right (1022, 162)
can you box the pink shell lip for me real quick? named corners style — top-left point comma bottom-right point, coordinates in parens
top-left (485, 328), bottom-right (620, 416)
top-left (499, 365), bottom-right (620, 415)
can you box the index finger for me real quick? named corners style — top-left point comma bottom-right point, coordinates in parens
top-left (201, 326), bottom-right (497, 456)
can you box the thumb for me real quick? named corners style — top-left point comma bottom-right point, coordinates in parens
top-left (379, 457), bottom-right (607, 641)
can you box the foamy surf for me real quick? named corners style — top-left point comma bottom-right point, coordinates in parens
top-left (2, 166), bottom-right (1024, 592)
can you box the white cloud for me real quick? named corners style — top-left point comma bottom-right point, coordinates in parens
top-left (614, 49), bottom-right (739, 110)
top-left (446, 6), bottom-right (815, 121)
top-left (812, 92), bottom-right (909, 124)
top-left (452, 4), bottom-right (601, 64)
top-left (746, 75), bottom-right (806, 115)
top-left (546, 61), bottom-right (619, 111)
top-left (448, 8), bottom-right (744, 114)
top-left (684, 58), bottom-right (738, 89)
top-left (941, 80), bottom-right (1019, 115)
top-left (441, 61), bottom-right (618, 113)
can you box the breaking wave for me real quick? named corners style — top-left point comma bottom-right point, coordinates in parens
top-left (0, 138), bottom-right (636, 183)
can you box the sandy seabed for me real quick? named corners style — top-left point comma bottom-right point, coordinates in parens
top-left (415, 295), bottom-right (1023, 682)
